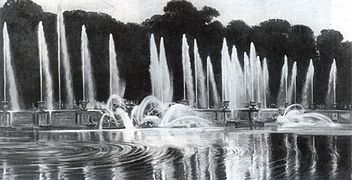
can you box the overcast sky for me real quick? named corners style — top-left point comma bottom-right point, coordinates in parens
top-left (2, 0), bottom-right (352, 40)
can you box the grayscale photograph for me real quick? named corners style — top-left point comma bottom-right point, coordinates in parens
top-left (0, 0), bottom-right (351, 179)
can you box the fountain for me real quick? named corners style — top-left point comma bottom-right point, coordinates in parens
top-left (57, 2), bottom-right (74, 109)
top-left (132, 96), bottom-right (212, 128)
top-left (38, 21), bottom-right (54, 110)
top-left (99, 94), bottom-right (133, 129)
top-left (277, 104), bottom-right (337, 127)
top-left (262, 58), bottom-right (269, 108)
top-left (288, 62), bottom-right (297, 104)
top-left (2, 22), bottom-right (20, 111)
top-left (81, 25), bottom-right (96, 105)
top-left (193, 39), bottom-right (206, 108)
top-left (181, 34), bottom-right (194, 105)
top-left (302, 59), bottom-right (315, 108)
top-left (109, 34), bottom-right (125, 98)
top-left (277, 56), bottom-right (288, 107)
top-left (206, 57), bottom-right (220, 108)
top-left (326, 59), bottom-right (337, 107)
top-left (221, 38), bottom-right (230, 101)
top-left (149, 34), bottom-right (172, 103)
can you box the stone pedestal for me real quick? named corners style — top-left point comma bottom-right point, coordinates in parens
top-left (35, 101), bottom-right (49, 126)
top-left (79, 100), bottom-right (88, 110)
top-left (221, 100), bottom-right (230, 110)
top-left (1, 101), bottom-right (10, 127)
top-left (76, 111), bottom-right (91, 125)
top-left (332, 103), bottom-right (338, 109)
top-left (249, 101), bottom-right (257, 110)
top-left (309, 103), bottom-right (316, 110)
top-left (284, 102), bottom-right (289, 108)
top-left (179, 99), bottom-right (189, 106)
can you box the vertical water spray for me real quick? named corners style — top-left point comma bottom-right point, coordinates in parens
top-left (194, 40), bottom-right (206, 108)
top-left (288, 62), bottom-right (297, 104)
top-left (256, 56), bottom-right (262, 104)
top-left (206, 57), bottom-right (210, 108)
top-left (149, 34), bottom-right (159, 98)
top-left (181, 34), bottom-right (194, 105)
top-left (57, 3), bottom-right (74, 108)
top-left (302, 59), bottom-right (315, 107)
top-left (109, 34), bottom-right (125, 98)
top-left (159, 38), bottom-right (172, 103)
top-left (262, 58), bottom-right (269, 108)
top-left (38, 21), bottom-right (54, 110)
top-left (229, 46), bottom-right (243, 109)
top-left (277, 56), bottom-right (288, 107)
top-left (221, 38), bottom-right (230, 101)
top-left (207, 57), bottom-right (220, 108)
top-left (326, 59), bottom-right (337, 105)
top-left (244, 53), bottom-right (250, 103)
top-left (249, 43), bottom-right (257, 102)
top-left (2, 22), bottom-right (20, 110)
top-left (81, 25), bottom-right (96, 103)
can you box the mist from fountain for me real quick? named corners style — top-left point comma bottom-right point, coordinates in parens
top-left (181, 34), bottom-right (194, 105)
top-left (227, 46), bottom-right (244, 109)
top-left (38, 21), bottom-right (54, 110)
top-left (206, 57), bottom-right (220, 108)
top-left (288, 62), bottom-right (297, 104)
top-left (57, 3), bottom-right (74, 109)
top-left (302, 59), bottom-right (314, 108)
top-left (109, 34), bottom-right (125, 98)
top-left (326, 59), bottom-right (337, 105)
top-left (81, 25), bottom-right (96, 103)
top-left (249, 43), bottom-right (257, 102)
top-left (2, 22), bottom-right (20, 111)
top-left (277, 56), bottom-right (288, 107)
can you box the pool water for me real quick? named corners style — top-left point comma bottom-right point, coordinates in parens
top-left (0, 127), bottom-right (351, 179)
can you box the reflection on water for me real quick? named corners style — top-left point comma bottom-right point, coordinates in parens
top-left (0, 128), bottom-right (351, 179)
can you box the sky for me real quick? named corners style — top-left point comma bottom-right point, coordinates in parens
top-left (2, 0), bottom-right (352, 40)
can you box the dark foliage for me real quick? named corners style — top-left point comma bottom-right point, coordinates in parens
top-left (0, 0), bottom-right (352, 108)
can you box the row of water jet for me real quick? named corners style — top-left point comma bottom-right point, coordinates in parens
top-left (182, 35), bottom-right (194, 105)
top-left (57, 3), bottom-right (74, 109)
top-left (2, 22), bottom-right (20, 110)
top-left (149, 34), bottom-right (173, 103)
top-left (302, 59), bottom-right (315, 107)
top-left (109, 34), bottom-right (125, 98)
top-left (38, 21), bottom-right (54, 110)
top-left (326, 59), bottom-right (337, 105)
top-left (81, 25), bottom-right (96, 104)
top-left (222, 40), bottom-right (268, 109)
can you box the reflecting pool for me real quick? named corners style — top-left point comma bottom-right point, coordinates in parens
top-left (0, 127), bottom-right (351, 179)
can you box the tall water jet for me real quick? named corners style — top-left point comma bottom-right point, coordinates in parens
top-left (228, 46), bottom-right (244, 109)
top-left (302, 59), bottom-right (315, 108)
top-left (243, 53), bottom-right (250, 103)
top-left (326, 59), bottom-right (337, 106)
top-left (288, 62), bottom-right (297, 104)
top-left (181, 34), bottom-right (194, 105)
top-left (277, 56), bottom-right (288, 107)
top-left (207, 57), bottom-right (220, 108)
top-left (249, 43), bottom-right (257, 102)
top-left (81, 25), bottom-right (96, 103)
top-left (194, 40), bottom-right (206, 108)
top-left (221, 38), bottom-right (231, 101)
top-left (262, 58), bottom-right (269, 108)
top-left (57, 3), bottom-right (74, 108)
top-left (38, 21), bottom-right (54, 110)
top-left (149, 34), bottom-right (159, 98)
top-left (256, 56), bottom-right (262, 105)
top-left (2, 22), bottom-right (20, 110)
top-left (109, 34), bottom-right (125, 98)
top-left (159, 38), bottom-right (173, 103)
